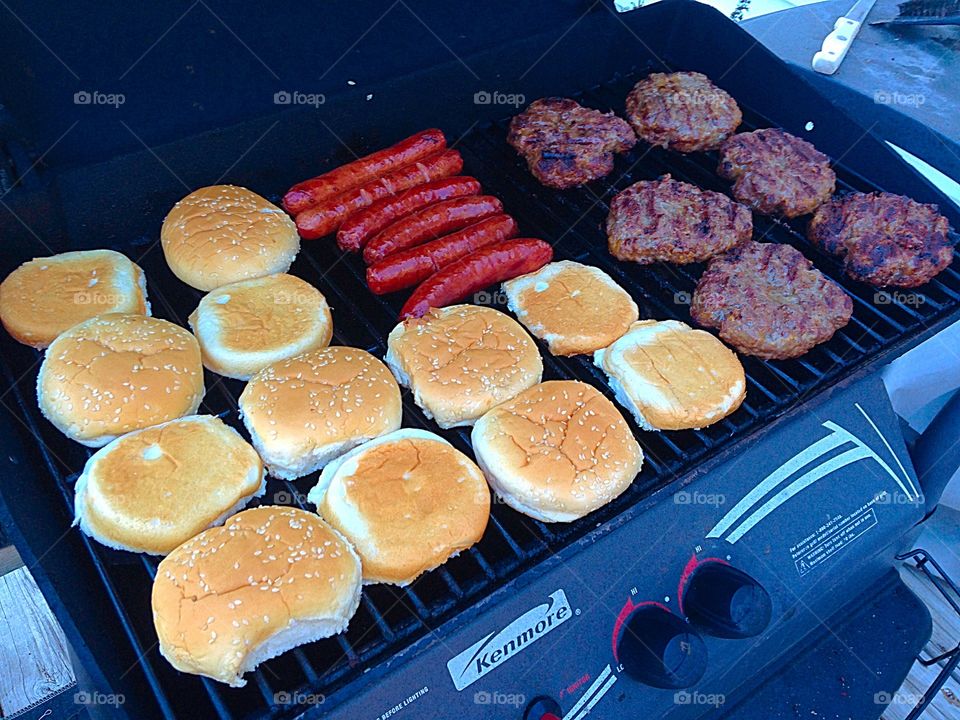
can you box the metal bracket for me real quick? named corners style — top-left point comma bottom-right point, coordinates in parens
top-left (895, 548), bottom-right (960, 719)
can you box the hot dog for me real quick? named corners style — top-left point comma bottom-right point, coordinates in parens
top-left (399, 238), bottom-right (553, 319)
top-left (363, 195), bottom-right (503, 265)
top-left (367, 215), bottom-right (518, 294)
top-left (337, 176), bottom-right (481, 252)
top-left (283, 129), bottom-right (446, 214)
top-left (295, 149), bottom-right (463, 240)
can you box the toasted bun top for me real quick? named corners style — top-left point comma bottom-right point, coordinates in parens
top-left (161, 186), bottom-right (299, 291)
top-left (503, 260), bottom-right (638, 355)
top-left (472, 380), bottom-right (643, 521)
top-left (309, 429), bottom-right (489, 585)
top-left (595, 320), bottom-right (745, 430)
top-left (0, 249), bottom-right (149, 348)
top-left (38, 314), bottom-right (204, 445)
top-left (386, 305), bottom-right (542, 426)
top-left (239, 346), bottom-right (401, 459)
top-left (76, 415), bottom-right (264, 554)
top-left (152, 506), bottom-right (361, 686)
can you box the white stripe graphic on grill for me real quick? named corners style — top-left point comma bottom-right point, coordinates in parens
top-left (855, 402), bottom-right (920, 501)
top-left (563, 664), bottom-right (611, 720)
top-left (707, 428), bottom-right (852, 539)
top-left (708, 415), bottom-right (918, 544)
top-left (571, 673), bottom-right (617, 720)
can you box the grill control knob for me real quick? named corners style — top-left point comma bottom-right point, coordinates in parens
top-left (682, 562), bottom-right (772, 639)
top-left (614, 604), bottom-right (707, 689)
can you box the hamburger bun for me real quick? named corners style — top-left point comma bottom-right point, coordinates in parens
top-left (152, 506), bottom-right (361, 687)
top-left (37, 314), bottom-right (205, 447)
top-left (74, 415), bottom-right (265, 555)
top-left (472, 380), bottom-right (643, 522)
top-left (0, 249), bottom-right (150, 348)
top-left (161, 185), bottom-right (299, 291)
top-left (239, 346), bottom-right (401, 479)
top-left (308, 429), bottom-right (489, 586)
top-left (503, 260), bottom-right (638, 356)
top-left (385, 305), bottom-right (542, 429)
top-left (594, 320), bottom-right (745, 431)
top-left (189, 273), bottom-right (333, 380)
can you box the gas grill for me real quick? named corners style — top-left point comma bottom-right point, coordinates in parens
top-left (1, 1), bottom-right (960, 718)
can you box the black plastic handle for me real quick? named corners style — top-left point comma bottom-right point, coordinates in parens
top-left (911, 390), bottom-right (960, 515)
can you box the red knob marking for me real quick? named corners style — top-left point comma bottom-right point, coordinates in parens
top-left (541, 714), bottom-right (562, 720)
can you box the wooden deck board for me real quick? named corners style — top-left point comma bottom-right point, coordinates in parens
top-left (0, 566), bottom-right (75, 718)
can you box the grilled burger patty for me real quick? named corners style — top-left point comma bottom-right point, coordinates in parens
top-left (625, 71), bottom-right (741, 153)
top-left (718, 129), bottom-right (835, 218)
top-left (607, 175), bottom-right (752, 264)
top-left (691, 240), bottom-right (853, 360)
top-left (507, 97), bottom-right (636, 189)
top-left (808, 192), bottom-right (954, 288)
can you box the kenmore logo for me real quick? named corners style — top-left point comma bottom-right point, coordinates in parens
top-left (446, 589), bottom-right (572, 690)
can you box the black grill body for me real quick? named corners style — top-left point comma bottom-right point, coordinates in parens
top-left (0, 2), bottom-right (957, 718)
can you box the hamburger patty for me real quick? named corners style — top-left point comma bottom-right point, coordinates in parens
top-left (625, 71), bottom-right (741, 152)
top-left (718, 129), bottom-right (835, 217)
top-left (507, 97), bottom-right (636, 189)
top-left (690, 241), bottom-right (853, 360)
top-left (607, 175), bottom-right (752, 264)
top-left (808, 192), bottom-right (954, 288)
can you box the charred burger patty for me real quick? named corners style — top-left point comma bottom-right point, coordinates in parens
top-left (808, 191), bottom-right (954, 288)
top-left (625, 71), bottom-right (742, 153)
top-left (718, 128), bottom-right (835, 218)
top-left (607, 175), bottom-right (752, 264)
top-left (691, 240), bottom-right (853, 360)
top-left (508, 97), bottom-right (636, 189)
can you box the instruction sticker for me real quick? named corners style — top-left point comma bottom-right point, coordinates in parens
top-left (790, 506), bottom-right (878, 576)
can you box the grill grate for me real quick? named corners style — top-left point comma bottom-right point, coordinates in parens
top-left (2, 69), bottom-right (959, 719)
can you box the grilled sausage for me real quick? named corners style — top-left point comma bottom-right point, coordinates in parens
top-left (399, 238), bottom-right (553, 319)
top-left (366, 215), bottom-right (518, 294)
top-left (362, 195), bottom-right (503, 265)
top-left (337, 176), bottom-right (481, 252)
top-left (283, 129), bottom-right (446, 214)
top-left (294, 149), bottom-right (463, 240)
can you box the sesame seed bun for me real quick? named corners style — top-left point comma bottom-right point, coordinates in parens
top-left (594, 320), bottom-right (745, 431)
top-left (161, 185), bottom-right (299, 291)
top-left (385, 305), bottom-right (542, 429)
top-left (0, 249), bottom-right (150, 348)
top-left (308, 429), bottom-right (490, 586)
top-left (239, 346), bottom-right (401, 480)
top-left (188, 273), bottom-right (333, 380)
top-left (152, 506), bottom-right (362, 687)
top-left (37, 314), bottom-right (205, 447)
top-left (471, 380), bottom-right (643, 522)
top-left (503, 261), bottom-right (638, 356)
top-left (74, 415), bottom-right (265, 555)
